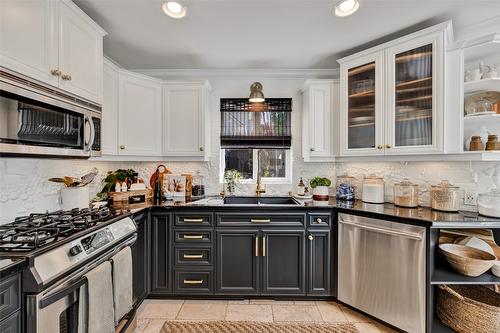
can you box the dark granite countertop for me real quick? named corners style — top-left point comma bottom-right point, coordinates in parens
top-left (111, 196), bottom-right (500, 228)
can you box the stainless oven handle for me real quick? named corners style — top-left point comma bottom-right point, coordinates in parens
top-left (41, 234), bottom-right (138, 297)
top-left (83, 114), bottom-right (95, 152)
top-left (39, 277), bottom-right (86, 309)
top-left (338, 219), bottom-right (423, 240)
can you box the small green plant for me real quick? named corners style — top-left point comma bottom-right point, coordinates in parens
top-left (97, 169), bottom-right (136, 200)
top-left (310, 177), bottom-right (332, 188)
top-left (224, 170), bottom-right (243, 195)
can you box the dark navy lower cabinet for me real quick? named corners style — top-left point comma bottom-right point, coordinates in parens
top-left (150, 214), bottom-right (172, 295)
top-left (261, 230), bottom-right (306, 296)
top-left (216, 230), bottom-right (260, 295)
top-left (307, 230), bottom-right (331, 296)
top-left (132, 212), bottom-right (150, 304)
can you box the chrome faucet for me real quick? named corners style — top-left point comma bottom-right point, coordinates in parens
top-left (256, 149), bottom-right (266, 197)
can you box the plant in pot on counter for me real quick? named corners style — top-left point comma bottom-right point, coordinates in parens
top-left (96, 169), bottom-right (137, 200)
top-left (223, 170), bottom-right (243, 196)
top-left (310, 177), bottom-right (332, 201)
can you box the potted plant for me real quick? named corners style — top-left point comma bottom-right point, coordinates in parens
top-left (310, 177), bottom-right (332, 201)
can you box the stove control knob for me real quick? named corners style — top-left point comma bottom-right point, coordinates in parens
top-left (69, 245), bottom-right (83, 257)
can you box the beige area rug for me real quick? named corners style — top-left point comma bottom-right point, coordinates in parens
top-left (161, 321), bottom-right (359, 333)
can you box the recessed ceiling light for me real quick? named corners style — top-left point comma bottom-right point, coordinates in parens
top-left (334, 0), bottom-right (360, 17)
top-left (162, 1), bottom-right (187, 19)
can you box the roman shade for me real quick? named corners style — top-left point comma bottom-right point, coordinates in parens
top-left (220, 98), bottom-right (292, 149)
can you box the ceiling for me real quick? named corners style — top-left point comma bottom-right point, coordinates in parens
top-left (75, 0), bottom-right (500, 70)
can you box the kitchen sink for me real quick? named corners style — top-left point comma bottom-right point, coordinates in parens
top-left (223, 196), bottom-right (300, 205)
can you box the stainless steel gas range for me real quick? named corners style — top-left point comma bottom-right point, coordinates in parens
top-left (0, 207), bottom-right (137, 333)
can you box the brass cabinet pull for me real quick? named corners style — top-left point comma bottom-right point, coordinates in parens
top-left (308, 234), bottom-right (314, 241)
top-left (385, 144), bottom-right (392, 149)
top-left (251, 219), bottom-right (270, 223)
top-left (262, 236), bottom-right (266, 257)
top-left (316, 218), bottom-right (323, 223)
top-left (183, 235), bottom-right (203, 239)
top-left (255, 236), bottom-right (259, 257)
top-left (377, 145), bottom-right (384, 150)
top-left (61, 74), bottom-right (72, 81)
top-left (183, 218), bottom-right (204, 223)
top-left (50, 69), bottom-right (61, 76)
top-left (119, 145), bottom-right (126, 150)
top-left (183, 279), bottom-right (203, 285)
top-left (183, 254), bottom-right (204, 259)
top-left (199, 147), bottom-right (204, 151)
top-left (310, 147), bottom-right (315, 152)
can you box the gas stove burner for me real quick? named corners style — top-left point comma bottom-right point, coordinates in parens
top-left (0, 206), bottom-right (113, 254)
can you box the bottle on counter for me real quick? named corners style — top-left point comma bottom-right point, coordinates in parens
top-left (115, 180), bottom-right (121, 192)
top-left (297, 177), bottom-right (306, 196)
top-left (121, 178), bottom-right (128, 192)
top-left (153, 168), bottom-right (162, 204)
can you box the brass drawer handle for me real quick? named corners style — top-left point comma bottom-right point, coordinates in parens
top-left (183, 254), bottom-right (204, 259)
top-left (308, 234), bottom-right (314, 241)
top-left (262, 236), bottom-right (266, 257)
top-left (183, 235), bottom-right (203, 239)
top-left (183, 279), bottom-right (204, 285)
top-left (251, 219), bottom-right (270, 223)
top-left (255, 236), bottom-right (259, 257)
top-left (183, 218), bottom-right (204, 223)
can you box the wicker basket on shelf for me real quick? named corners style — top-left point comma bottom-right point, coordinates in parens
top-left (436, 285), bottom-right (500, 333)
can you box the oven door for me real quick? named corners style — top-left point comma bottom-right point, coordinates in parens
top-left (26, 235), bottom-right (137, 333)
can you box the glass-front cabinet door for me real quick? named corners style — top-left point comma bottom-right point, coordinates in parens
top-left (340, 52), bottom-right (385, 156)
top-left (385, 34), bottom-right (444, 154)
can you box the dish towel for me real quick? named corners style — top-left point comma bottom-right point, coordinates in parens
top-left (85, 261), bottom-right (115, 333)
top-left (111, 246), bottom-right (134, 325)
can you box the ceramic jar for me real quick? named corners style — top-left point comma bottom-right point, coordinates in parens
top-left (469, 136), bottom-right (485, 151)
top-left (478, 189), bottom-right (500, 218)
top-left (335, 173), bottom-right (357, 201)
top-left (486, 134), bottom-right (500, 151)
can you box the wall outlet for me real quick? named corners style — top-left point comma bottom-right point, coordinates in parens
top-left (464, 191), bottom-right (478, 206)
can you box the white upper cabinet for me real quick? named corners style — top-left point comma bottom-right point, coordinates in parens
top-left (0, 0), bottom-right (58, 85)
top-left (302, 80), bottom-right (338, 162)
top-left (118, 71), bottom-right (162, 156)
top-left (0, 0), bottom-right (105, 104)
top-left (338, 21), bottom-right (451, 157)
top-left (162, 82), bottom-right (211, 160)
top-left (102, 58), bottom-right (119, 155)
top-left (57, 0), bottom-right (104, 103)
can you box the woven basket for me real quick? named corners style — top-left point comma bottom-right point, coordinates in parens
top-left (436, 285), bottom-right (500, 333)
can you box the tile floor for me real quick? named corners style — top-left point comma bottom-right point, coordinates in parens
top-left (133, 299), bottom-right (398, 333)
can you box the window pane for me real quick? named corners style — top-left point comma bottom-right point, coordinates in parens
top-left (224, 149), bottom-right (253, 179)
top-left (259, 149), bottom-right (286, 178)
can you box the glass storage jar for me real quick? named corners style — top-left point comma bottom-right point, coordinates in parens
top-left (361, 175), bottom-right (385, 204)
top-left (335, 173), bottom-right (358, 201)
top-left (394, 178), bottom-right (419, 208)
top-left (478, 189), bottom-right (500, 218)
top-left (191, 172), bottom-right (205, 198)
top-left (430, 180), bottom-right (461, 212)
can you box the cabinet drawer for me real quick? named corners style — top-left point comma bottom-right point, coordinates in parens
top-left (0, 274), bottom-right (20, 321)
top-left (175, 247), bottom-right (212, 266)
top-left (308, 214), bottom-right (331, 227)
top-left (175, 213), bottom-right (212, 227)
top-left (0, 311), bottom-right (20, 333)
top-left (174, 230), bottom-right (213, 243)
top-left (216, 213), bottom-right (305, 227)
top-left (174, 271), bottom-right (213, 294)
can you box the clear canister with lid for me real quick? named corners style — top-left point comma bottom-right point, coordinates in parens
top-left (430, 180), bottom-right (461, 212)
top-left (335, 173), bottom-right (358, 201)
top-left (393, 178), bottom-right (419, 208)
top-left (191, 171), bottom-right (205, 198)
top-left (361, 175), bottom-right (385, 204)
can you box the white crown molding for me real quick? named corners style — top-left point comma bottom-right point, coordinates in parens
top-left (132, 68), bottom-right (339, 80)
top-left (454, 15), bottom-right (500, 43)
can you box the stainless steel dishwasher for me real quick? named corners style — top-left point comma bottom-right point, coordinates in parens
top-left (338, 213), bottom-right (426, 333)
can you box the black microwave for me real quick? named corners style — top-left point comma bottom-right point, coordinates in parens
top-left (0, 69), bottom-right (101, 158)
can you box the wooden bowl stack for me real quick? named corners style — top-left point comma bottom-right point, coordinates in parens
top-left (439, 243), bottom-right (497, 277)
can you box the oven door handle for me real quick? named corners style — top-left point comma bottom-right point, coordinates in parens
top-left (39, 277), bottom-right (87, 309)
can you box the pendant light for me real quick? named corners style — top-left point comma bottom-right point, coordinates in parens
top-left (249, 82), bottom-right (265, 103)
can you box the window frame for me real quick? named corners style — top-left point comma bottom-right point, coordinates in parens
top-left (219, 148), bottom-right (292, 185)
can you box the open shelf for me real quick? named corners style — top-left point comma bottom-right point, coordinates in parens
top-left (464, 113), bottom-right (500, 125)
top-left (464, 78), bottom-right (500, 94)
top-left (431, 261), bottom-right (499, 285)
top-left (460, 151), bottom-right (500, 161)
